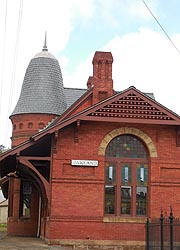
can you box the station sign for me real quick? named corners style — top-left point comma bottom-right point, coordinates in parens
top-left (71, 160), bottom-right (98, 167)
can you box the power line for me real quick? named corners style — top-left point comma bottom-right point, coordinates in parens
top-left (0, 0), bottom-right (8, 115)
top-left (4, 0), bottom-right (24, 144)
top-left (7, 0), bottom-right (23, 114)
top-left (141, 0), bottom-right (180, 55)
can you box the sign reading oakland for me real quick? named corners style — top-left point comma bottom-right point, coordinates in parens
top-left (71, 160), bottom-right (98, 167)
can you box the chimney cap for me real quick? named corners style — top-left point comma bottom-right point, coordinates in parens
top-left (92, 51), bottom-right (113, 63)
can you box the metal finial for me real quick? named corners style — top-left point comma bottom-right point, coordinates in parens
top-left (42, 32), bottom-right (48, 51)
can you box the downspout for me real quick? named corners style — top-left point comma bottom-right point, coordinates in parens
top-left (37, 196), bottom-right (41, 237)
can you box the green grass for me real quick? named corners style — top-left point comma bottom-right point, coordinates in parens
top-left (0, 223), bottom-right (7, 231)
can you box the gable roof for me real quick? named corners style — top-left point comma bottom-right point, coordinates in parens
top-left (64, 87), bottom-right (87, 109)
top-left (1, 86), bottom-right (180, 161)
top-left (32, 86), bottom-right (180, 140)
top-left (85, 86), bottom-right (179, 124)
top-left (51, 87), bottom-right (155, 126)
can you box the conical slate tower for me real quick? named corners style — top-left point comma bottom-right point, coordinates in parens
top-left (10, 36), bottom-right (67, 147)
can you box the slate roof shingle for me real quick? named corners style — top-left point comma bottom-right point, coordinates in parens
top-left (64, 87), bottom-right (87, 109)
top-left (11, 51), bottom-right (67, 116)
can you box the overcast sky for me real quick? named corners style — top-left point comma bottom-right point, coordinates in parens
top-left (1, 0), bottom-right (180, 148)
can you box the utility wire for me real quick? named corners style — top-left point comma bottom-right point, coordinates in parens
top-left (0, 0), bottom-right (8, 147)
top-left (0, 0), bottom-right (8, 115)
top-left (4, 0), bottom-right (23, 144)
top-left (141, 0), bottom-right (180, 55)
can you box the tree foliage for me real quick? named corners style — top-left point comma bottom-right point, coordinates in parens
top-left (0, 145), bottom-right (6, 154)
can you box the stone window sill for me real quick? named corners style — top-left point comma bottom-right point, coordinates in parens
top-left (103, 216), bottom-right (146, 223)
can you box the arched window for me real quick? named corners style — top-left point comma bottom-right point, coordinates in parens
top-left (19, 123), bottom-right (23, 129)
top-left (104, 134), bottom-right (149, 217)
top-left (28, 122), bottom-right (33, 129)
top-left (38, 122), bottom-right (45, 129)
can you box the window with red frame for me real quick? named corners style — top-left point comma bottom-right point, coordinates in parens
top-left (104, 134), bottom-right (148, 217)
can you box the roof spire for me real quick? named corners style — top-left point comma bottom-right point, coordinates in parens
top-left (42, 31), bottom-right (48, 51)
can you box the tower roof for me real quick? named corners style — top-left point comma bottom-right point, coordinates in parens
top-left (11, 42), bottom-right (67, 117)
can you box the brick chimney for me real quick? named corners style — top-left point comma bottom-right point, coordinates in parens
top-left (90, 51), bottom-right (113, 104)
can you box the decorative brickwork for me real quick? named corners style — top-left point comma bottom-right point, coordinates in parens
top-left (92, 51), bottom-right (113, 104)
top-left (98, 127), bottom-right (158, 157)
top-left (10, 113), bottom-right (55, 147)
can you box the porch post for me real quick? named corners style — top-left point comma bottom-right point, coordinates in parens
top-left (12, 178), bottom-right (21, 218)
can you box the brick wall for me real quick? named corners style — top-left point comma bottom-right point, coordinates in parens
top-left (8, 182), bottom-right (39, 237)
top-left (46, 121), bottom-right (180, 243)
top-left (10, 113), bottom-right (56, 147)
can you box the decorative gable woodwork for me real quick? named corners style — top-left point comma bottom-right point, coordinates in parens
top-left (31, 87), bottom-right (180, 143)
top-left (89, 93), bottom-right (170, 120)
top-left (86, 88), bottom-right (180, 125)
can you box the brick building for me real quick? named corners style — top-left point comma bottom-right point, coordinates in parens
top-left (1, 41), bottom-right (180, 249)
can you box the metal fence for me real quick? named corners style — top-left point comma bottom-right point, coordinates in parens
top-left (146, 209), bottom-right (180, 250)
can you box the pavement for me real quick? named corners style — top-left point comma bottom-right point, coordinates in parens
top-left (0, 231), bottom-right (62, 250)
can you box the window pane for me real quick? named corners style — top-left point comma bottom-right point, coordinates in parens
top-left (136, 187), bottom-right (147, 215)
top-left (106, 135), bottom-right (147, 158)
top-left (137, 164), bottom-right (148, 186)
top-left (22, 194), bottom-right (31, 217)
top-left (105, 162), bottom-right (116, 184)
top-left (121, 186), bottom-right (131, 215)
top-left (105, 186), bottom-right (115, 214)
top-left (20, 182), bottom-right (32, 218)
top-left (121, 164), bottom-right (132, 185)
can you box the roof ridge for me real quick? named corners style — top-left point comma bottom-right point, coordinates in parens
top-left (64, 87), bottom-right (86, 90)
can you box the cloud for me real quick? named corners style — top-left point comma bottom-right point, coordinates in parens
top-left (63, 28), bottom-right (180, 116)
top-left (1, 0), bottom-right (180, 148)
top-left (0, 0), bottom-right (96, 147)
top-left (0, 1), bottom-right (68, 147)
top-left (71, 0), bottom-right (95, 20)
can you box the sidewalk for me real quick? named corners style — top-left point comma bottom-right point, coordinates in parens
top-left (0, 232), bottom-right (61, 250)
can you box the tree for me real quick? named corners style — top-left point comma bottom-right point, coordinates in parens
top-left (0, 145), bottom-right (6, 154)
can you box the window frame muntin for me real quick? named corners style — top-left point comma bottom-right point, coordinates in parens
top-left (105, 134), bottom-right (148, 159)
top-left (105, 156), bottom-right (149, 217)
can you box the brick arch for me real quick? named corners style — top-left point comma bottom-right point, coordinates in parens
top-left (98, 127), bottom-right (158, 157)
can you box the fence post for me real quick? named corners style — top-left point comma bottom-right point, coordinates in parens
top-left (169, 207), bottom-right (174, 250)
top-left (146, 218), bottom-right (149, 250)
top-left (160, 210), bottom-right (164, 250)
